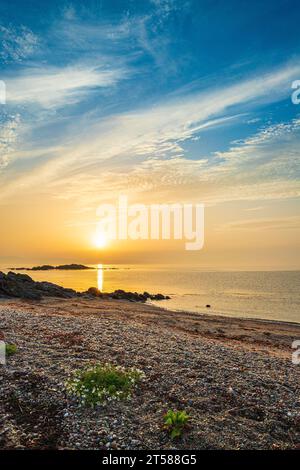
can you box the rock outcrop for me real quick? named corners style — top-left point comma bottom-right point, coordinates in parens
top-left (0, 271), bottom-right (170, 303)
top-left (0, 272), bottom-right (77, 300)
top-left (85, 287), bottom-right (170, 302)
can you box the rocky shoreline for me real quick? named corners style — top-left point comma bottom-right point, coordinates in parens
top-left (0, 296), bottom-right (299, 450)
top-left (0, 271), bottom-right (170, 302)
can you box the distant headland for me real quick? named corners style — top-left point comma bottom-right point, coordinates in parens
top-left (9, 264), bottom-right (94, 271)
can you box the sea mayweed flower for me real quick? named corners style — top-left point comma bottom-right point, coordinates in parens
top-left (65, 363), bottom-right (145, 407)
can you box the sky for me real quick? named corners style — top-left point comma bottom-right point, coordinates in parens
top-left (0, 0), bottom-right (300, 268)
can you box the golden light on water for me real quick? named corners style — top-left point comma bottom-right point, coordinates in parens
top-left (97, 264), bottom-right (103, 291)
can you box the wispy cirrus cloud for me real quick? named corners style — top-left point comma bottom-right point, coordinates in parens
top-left (219, 216), bottom-right (300, 232)
top-left (4, 63), bottom-right (128, 109)
top-left (2, 61), bottom-right (299, 206)
top-left (0, 25), bottom-right (39, 63)
top-left (50, 62), bottom-right (300, 165)
top-left (0, 1), bottom-right (299, 205)
top-left (55, 61), bottom-right (300, 167)
top-left (47, 110), bottom-right (300, 209)
top-left (0, 114), bottom-right (20, 171)
top-left (121, 116), bottom-right (300, 203)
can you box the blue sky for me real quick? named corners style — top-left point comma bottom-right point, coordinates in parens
top-left (0, 0), bottom-right (300, 265)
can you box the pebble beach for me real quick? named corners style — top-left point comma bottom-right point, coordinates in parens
top-left (0, 296), bottom-right (299, 450)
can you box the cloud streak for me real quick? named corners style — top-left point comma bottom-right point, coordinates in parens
top-left (219, 216), bottom-right (300, 232)
top-left (4, 63), bottom-right (128, 109)
top-left (0, 114), bottom-right (20, 171)
top-left (1, 3), bottom-right (300, 215)
top-left (2, 61), bottom-right (299, 209)
top-left (24, 62), bottom-right (300, 172)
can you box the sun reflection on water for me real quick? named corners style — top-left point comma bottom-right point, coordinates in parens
top-left (97, 264), bottom-right (103, 291)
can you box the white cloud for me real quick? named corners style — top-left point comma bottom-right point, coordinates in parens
top-left (4, 64), bottom-right (127, 109)
top-left (120, 117), bottom-right (300, 203)
top-left (0, 25), bottom-right (39, 63)
top-left (53, 115), bottom-right (300, 206)
top-left (1, 62), bottom-right (300, 204)
top-left (62, 5), bottom-right (77, 21)
top-left (46, 61), bottom-right (300, 171)
top-left (150, 0), bottom-right (189, 20)
top-left (0, 114), bottom-right (21, 171)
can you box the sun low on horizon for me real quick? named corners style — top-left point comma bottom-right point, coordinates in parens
top-left (0, 0), bottom-right (299, 271)
top-left (92, 230), bottom-right (108, 250)
top-left (0, 0), bottom-right (300, 457)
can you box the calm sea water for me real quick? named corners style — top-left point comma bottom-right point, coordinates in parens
top-left (1, 264), bottom-right (299, 323)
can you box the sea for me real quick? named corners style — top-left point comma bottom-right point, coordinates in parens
top-left (1, 264), bottom-right (299, 324)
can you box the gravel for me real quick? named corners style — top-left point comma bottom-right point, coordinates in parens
top-left (0, 300), bottom-right (299, 450)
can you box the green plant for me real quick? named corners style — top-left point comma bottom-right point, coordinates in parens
top-left (163, 409), bottom-right (190, 439)
top-left (65, 363), bottom-right (145, 406)
top-left (6, 343), bottom-right (17, 356)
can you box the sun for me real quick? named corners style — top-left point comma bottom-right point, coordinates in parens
top-left (92, 231), bottom-right (107, 249)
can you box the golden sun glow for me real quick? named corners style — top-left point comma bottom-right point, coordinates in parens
top-left (92, 231), bottom-right (107, 249)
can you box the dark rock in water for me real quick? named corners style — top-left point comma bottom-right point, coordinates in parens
top-left (138, 294), bottom-right (147, 302)
top-left (81, 288), bottom-right (169, 303)
top-left (151, 293), bottom-right (165, 300)
top-left (110, 290), bottom-right (143, 302)
top-left (206, 304), bottom-right (211, 308)
top-left (109, 290), bottom-right (169, 302)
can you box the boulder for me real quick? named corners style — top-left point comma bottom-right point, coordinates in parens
top-left (86, 287), bottom-right (102, 297)
top-left (151, 293), bottom-right (165, 300)
top-left (0, 271), bottom-right (77, 300)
